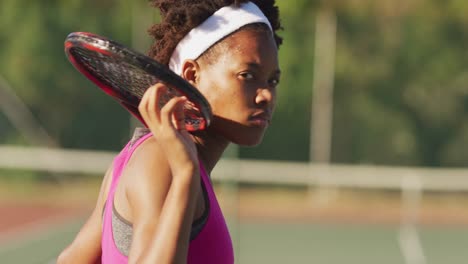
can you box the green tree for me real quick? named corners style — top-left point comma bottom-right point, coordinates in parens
top-left (0, 0), bottom-right (135, 149)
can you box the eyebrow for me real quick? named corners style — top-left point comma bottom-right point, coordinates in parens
top-left (246, 62), bottom-right (281, 75)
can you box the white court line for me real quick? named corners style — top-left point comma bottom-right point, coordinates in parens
top-left (398, 175), bottom-right (427, 264)
top-left (399, 226), bottom-right (427, 264)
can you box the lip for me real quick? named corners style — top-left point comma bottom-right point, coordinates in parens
top-left (249, 111), bottom-right (272, 127)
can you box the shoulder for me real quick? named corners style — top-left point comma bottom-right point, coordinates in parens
top-left (125, 135), bottom-right (170, 181)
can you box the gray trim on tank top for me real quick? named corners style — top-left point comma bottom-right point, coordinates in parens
top-left (111, 202), bottom-right (132, 256)
top-left (107, 179), bottom-right (210, 256)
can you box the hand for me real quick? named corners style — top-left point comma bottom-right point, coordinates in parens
top-left (138, 84), bottom-right (199, 179)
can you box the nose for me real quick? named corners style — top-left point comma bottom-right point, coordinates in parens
top-left (255, 87), bottom-right (274, 106)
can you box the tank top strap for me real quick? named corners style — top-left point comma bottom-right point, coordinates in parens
top-left (198, 161), bottom-right (215, 199)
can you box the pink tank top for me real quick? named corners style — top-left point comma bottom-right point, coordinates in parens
top-left (101, 133), bottom-right (234, 263)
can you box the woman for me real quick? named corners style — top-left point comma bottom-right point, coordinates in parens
top-left (58, 0), bottom-right (282, 263)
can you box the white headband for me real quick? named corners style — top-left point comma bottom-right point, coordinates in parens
top-left (168, 2), bottom-right (272, 75)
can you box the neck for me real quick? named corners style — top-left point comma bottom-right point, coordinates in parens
top-left (192, 129), bottom-right (231, 175)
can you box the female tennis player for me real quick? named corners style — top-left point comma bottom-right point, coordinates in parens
top-left (58, 0), bottom-right (282, 263)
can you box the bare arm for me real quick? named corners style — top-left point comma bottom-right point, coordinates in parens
top-left (57, 165), bottom-right (113, 264)
top-left (124, 140), bottom-right (200, 264)
top-left (127, 84), bottom-right (201, 264)
top-left (143, 171), bottom-right (199, 263)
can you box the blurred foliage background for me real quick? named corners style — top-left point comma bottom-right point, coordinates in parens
top-left (1, 0), bottom-right (468, 167)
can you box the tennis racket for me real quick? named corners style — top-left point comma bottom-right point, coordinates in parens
top-left (64, 32), bottom-right (212, 131)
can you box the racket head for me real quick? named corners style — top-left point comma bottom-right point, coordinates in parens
top-left (64, 32), bottom-right (212, 131)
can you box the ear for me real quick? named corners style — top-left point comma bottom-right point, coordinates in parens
top-left (181, 59), bottom-right (200, 86)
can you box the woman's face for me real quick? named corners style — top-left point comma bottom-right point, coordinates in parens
top-left (194, 27), bottom-right (280, 146)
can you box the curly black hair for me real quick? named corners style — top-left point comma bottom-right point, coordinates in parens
top-left (147, 0), bottom-right (283, 65)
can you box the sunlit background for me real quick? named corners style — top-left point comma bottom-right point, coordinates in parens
top-left (1, 0), bottom-right (468, 263)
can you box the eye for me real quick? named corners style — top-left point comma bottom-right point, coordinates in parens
top-left (239, 72), bottom-right (255, 81)
top-left (269, 77), bottom-right (280, 87)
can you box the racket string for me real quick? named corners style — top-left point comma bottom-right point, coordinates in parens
top-left (69, 46), bottom-right (206, 130)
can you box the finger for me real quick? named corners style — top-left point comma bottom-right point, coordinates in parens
top-left (161, 97), bottom-right (187, 130)
top-left (139, 86), bottom-right (153, 121)
top-left (154, 83), bottom-right (167, 109)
